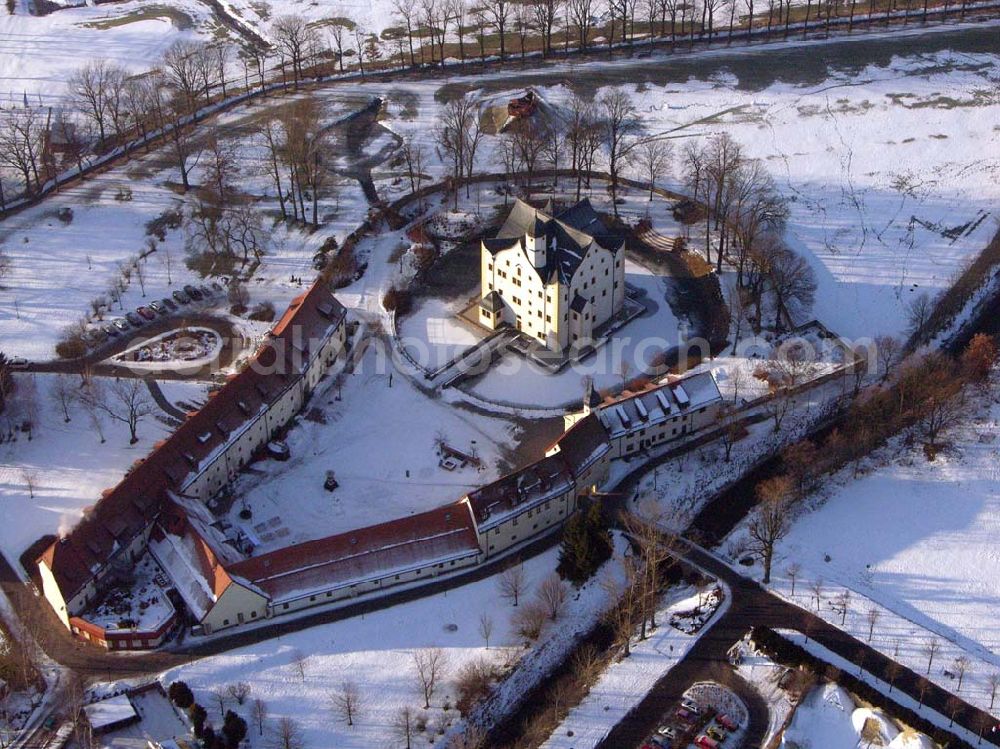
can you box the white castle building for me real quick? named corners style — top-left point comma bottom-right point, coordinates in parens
top-left (479, 199), bottom-right (626, 351)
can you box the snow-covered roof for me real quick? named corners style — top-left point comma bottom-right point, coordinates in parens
top-left (83, 694), bottom-right (137, 732)
top-left (594, 372), bottom-right (722, 438)
top-left (465, 455), bottom-right (574, 530)
top-left (486, 199), bottom-right (624, 285)
top-left (549, 413), bottom-right (611, 477)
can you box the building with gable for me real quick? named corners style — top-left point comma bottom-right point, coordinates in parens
top-left (36, 282), bottom-right (348, 641)
top-left (479, 199), bottom-right (626, 350)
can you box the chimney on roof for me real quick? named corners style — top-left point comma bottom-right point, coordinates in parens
top-left (525, 228), bottom-right (546, 269)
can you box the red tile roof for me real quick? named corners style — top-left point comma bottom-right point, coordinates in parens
top-left (227, 503), bottom-right (481, 602)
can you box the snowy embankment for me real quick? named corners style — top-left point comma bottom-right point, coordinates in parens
top-left (541, 584), bottom-right (730, 749)
top-left (726, 376), bottom-right (1000, 721)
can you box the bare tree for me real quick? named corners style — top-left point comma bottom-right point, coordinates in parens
top-left (498, 563), bottom-right (526, 606)
top-left (212, 687), bottom-right (228, 716)
top-left (512, 600), bottom-right (548, 640)
top-left (435, 97), bottom-right (479, 209)
top-left (0, 108), bottom-right (47, 195)
top-left (987, 672), bottom-right (1000, 710)
top-left (481, 0), bottom-right (512, 59)
top-left (831, 589), bottom-right (851, 625)
top-left (78, 378), bottom-right (153, 444)
top-left (68, 60), bottom-right (127, 149)
top-left (21, 468), bottom-right (38, 500)
top-left (601, 557), bottom-right (641, 657)
top-left (922, 637), bottom-right (940, 675)
top-left (533, 0), bottom-right (562, 54)
top-left (251, 697), bottom-right (268, 736)
top-left (267, 716), bottom-right (304, 749)
top-left (747, 475), bottom-right (792, 583)
top-left (290, 650), bottom-right (309, 681)
top-left (536, 574), bottom-right (569, 621)
top-left (392, 705), bottom-right (415, 748)
top-left (953, 655), bottom-right (971, 692)
top-left (634, 139), bottom-right (673, 200)
top-left (52, 374), bottom-right (75, 423)
top-left (786, 562), bottom-right (801, 596)
top-left (478, 612), bottom-right (494, 649)
top-left (884, 660), bottom-right (902, 693)
top-left (598, 89), bottom-right (641, 217)
top-left (809, 577), bottom-right (824, 612)
top-left (569, 0), bottom-right (595, 49)
top-left (767, 246), bottom-right (817, 331)
top-left (227, 681), bottom-right (252, 706)
top-left (330, 681), bottom-right (362, 726)
top-left (865, 606), bottom-right (880, 642)
top-left (715, 403), bottom-right (743, 462)
top-left (272, 15), bottom-right (320, 87)
top-left (906, 291), bottom-right (933, 339)
top-left (413, 648), bottom-right (449, 708)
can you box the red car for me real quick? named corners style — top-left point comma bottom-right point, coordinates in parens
top-left (695, 736), bottom-right (719, 749)
top-left (137, 306), bottom-right (155, 320)
top-left (717, 713), bottom-right (739, 731)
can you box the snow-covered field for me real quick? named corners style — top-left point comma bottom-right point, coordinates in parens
top-left (0, 374), bottom-right (208, 563)
top-left (607, 51), bottom-right (1000, 339)
top-left (722, 375), bottom-right (1000, 721)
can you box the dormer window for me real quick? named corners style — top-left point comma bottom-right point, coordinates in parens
top-left (197, 432), bottom-right (212, 444)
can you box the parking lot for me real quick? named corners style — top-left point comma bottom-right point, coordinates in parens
top-left (641, 683), bottom-right (748, 749)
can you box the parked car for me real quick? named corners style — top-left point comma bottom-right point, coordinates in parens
top-left (88, 328), bottom-right (108, 344)
top-left (657, 726), bottom-right (678, 739)
top-left (647, 734), bottom-right (669, 748)
top-left (112, 318), bottom-right (130, 332)
top-left (103, 324), bottom-right (120, 337)
top-left (149, 300), bottom-right (167, 315)
top-left (695, 736), bottom-right (718, 749)
top-left (137, 306), bottom-right (155, 320)
top-left (675, 708), bottom-right (694, 724)
top-left (162, 297), bottom-right (179, 311)
top-left (707, 726), bottom-right (726, 742)
top-left (7, 356), bottom-right (28, 370)
top-left (125, 311), bottom-right (144, 327)
top-left (172, 289), bottom-right (191, 304)
top-left (716, 715), bottom-right (738, 732)
top-left (183, 284), bottom-right (203, 300)
top-left (681, 699), bottom-right (702, 715)
top-left (200, 284), bottom-right (214, 297)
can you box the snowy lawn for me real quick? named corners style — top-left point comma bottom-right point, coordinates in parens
top-left (398, 297), bottom-right (487, 374)
top-left (0, 373), bottom-right (180, 565)
top-left (223, 338), bottom-right (520, 554)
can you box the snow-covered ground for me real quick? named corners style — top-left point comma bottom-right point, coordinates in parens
top-left (601, 51), bottom-right (1000, 339)
top-left (0, 373), bottom-right (179, 563)
top-left (224, 338), bottom-right (520, 553)
top-left (0, 0), bottom-right (207, 104)
top-left (542, 583), bottom-right (729, 749)
top-left (162, 546), bottom-right (618, 749)
top-left (725, 375), bottom-right (1000, 719)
